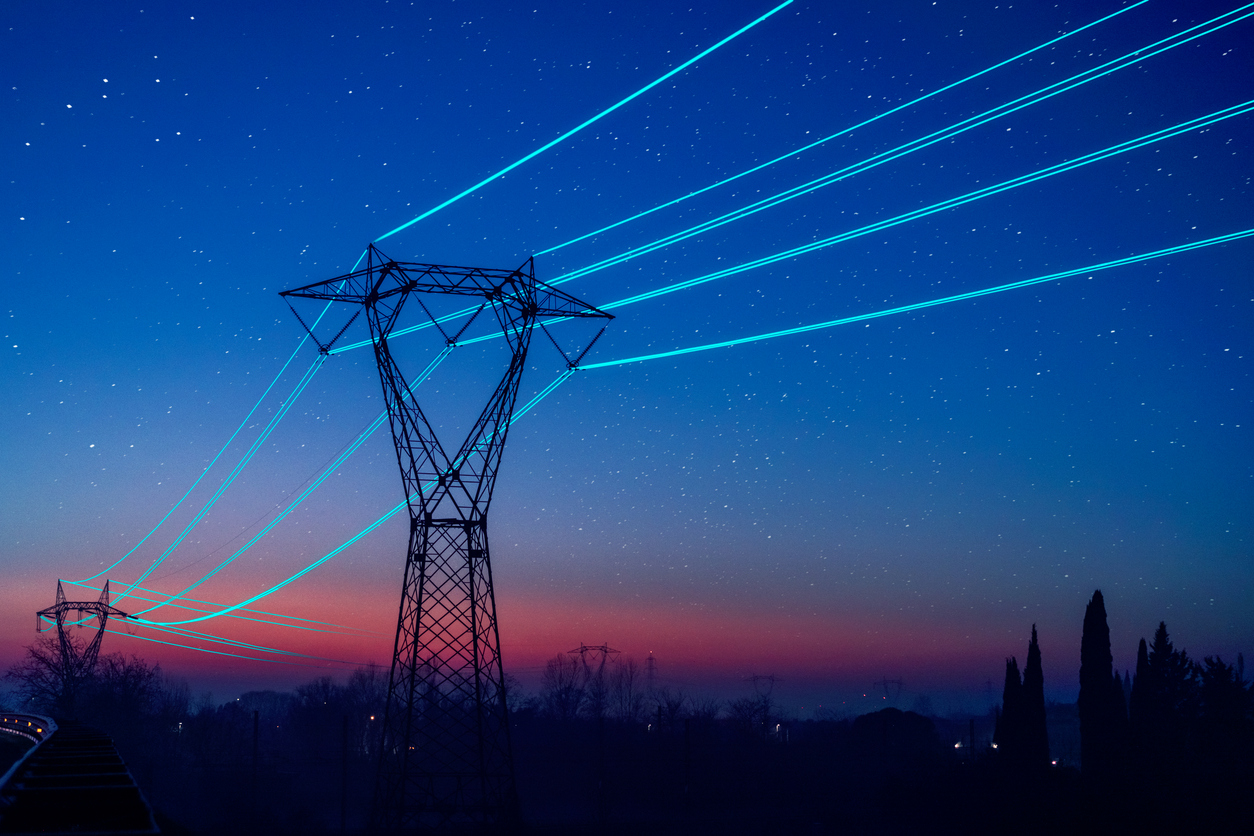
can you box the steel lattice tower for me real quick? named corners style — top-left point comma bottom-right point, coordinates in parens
top-left (281, 245), bottom-right (611, 831)
top-left (35, 581), bottom-right (130, 713)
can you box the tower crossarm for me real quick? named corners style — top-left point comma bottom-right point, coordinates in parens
top-left (36, 580), bottom-right (130, 628)
top-left (279, 246), bottom-right (613, 353)
top-left (35, 581), bottom-right (130, 676)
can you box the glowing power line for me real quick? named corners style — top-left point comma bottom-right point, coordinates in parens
top-left (111, 355), bottom-right (328, 607)
top-left (586, 98), bottom-right (1254, 313)
top-left (549, 3), bottom-right (1254, 286)
top-left (579, 229), bottom-right (1254, 369)
top-left (81, 317), bottom-right (338, 585)
top-left (103, 4), bottom-right (1252, 642)
top-left (66, 579), bottom-right (374, 635)
top-left (332, 3), bottom-right (1254, 356)
top-left (132, 347), bottom-right (454, 619)
top-left (373, 0), bottom-right (794, 243)
top-left (534, 0), bottom-right (1151, 257)
top-left (163, 94), bottom-right (1254, 628)
top-left (135, 226), bottom-right (1254, 628)
top-left (141, 369), bottom-right (575, 626)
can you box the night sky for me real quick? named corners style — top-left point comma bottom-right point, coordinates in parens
top-left (3, 0), bottom-right (1252, 714)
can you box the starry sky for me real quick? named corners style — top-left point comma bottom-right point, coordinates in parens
top-left (3, 0), bottom-right (1252, 713)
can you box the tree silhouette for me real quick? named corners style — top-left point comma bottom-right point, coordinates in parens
top-left (1021, 625), bottom-right (1049, 770)
top-left (994, 656), bottom-right (1022, 760)
top-left (993, 627), bottom-right (1049, 772)
top-left (1078, 590), bottom-right (1125, 783)
top-left (609, 657), bottom-right (645, 723)
top-left (1148, 623), bottom-right (1199, 722)
top-left (539, 654), bottom-right (585, 722)
top-left (1130, 622), bottom-right (1198, 765)
top-left (1129, 637), bottom-right (1149, 728)
top-left (1197, 654), bottom-right (1250, 729)
top-left (5, 635), bottom-right (96, 717)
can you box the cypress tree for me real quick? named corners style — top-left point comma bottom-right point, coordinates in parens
top-left (1129, 638), bottom-right (1150, 729)
top-left (1079, 590), bottom-right (1123, 782)
top-left (995, 656), bottom-right (1022, 760)
top-left (1111, 668), bottom-right (1128, 747)
top-left (1021, 625), bottom-right (1050, 769)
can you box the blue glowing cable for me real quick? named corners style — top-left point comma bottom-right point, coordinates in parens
top-left (422, 96), bottom-right (1254, 350)
top-left (138, 623), bottom-right (309, 658)
top-left (111, 354), bottom-right (328, 607)
top-left (126, 7), bottom-right (1254, 630)
top-left (135, 494), bottom-right (409, 626)
top-left (100, 225), bottom-right (1254, 631)
top-left (533, 0), bottom-right (1152, 257)
top-left (373, 1), bottom-right (794, 244)
top-left (54, 1), bottom-right (795, 634)
top-left (332, 3), bottom-right (1254, 356)
top-left (80, 336), bottom-right (328, 586)
top-left (142, 226), bottom-right (1254, 626)
top-left (64, 580), bottom-right (374, 637)
top-left (145, 366), bottom-right (576, 625)
top-left (102, 627), bottom-right (299, 664)
top-left (102, 624), bottom-right (362, 666)
top-left (577, 98), bottom-right (1254, 313)
top-left (131, 346), bottom-right (455, 619)
top-left (577, 229), bottom-right (1254, 369)
top-left (550, 4), bottom-right (1254, 285)
top-left (138, 620), bottom-right (366, 665)
top-left (41, 609), bottom-right (319, 661)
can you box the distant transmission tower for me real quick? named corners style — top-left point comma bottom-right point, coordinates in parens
top-left (747, 674), bottom-right (780, 698)
top-left (570, 643), bottom-right (619, 717)
top-left (35, 581), bottom-right (130, 710)
top-left (569, 643), bottom-right (620, 681)
top-left (282, 245), bottom-right (612, 830)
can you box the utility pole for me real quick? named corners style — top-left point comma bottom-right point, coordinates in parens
top-left (282, 246), bottom-right (612, 830)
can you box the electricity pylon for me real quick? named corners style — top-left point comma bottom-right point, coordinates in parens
top-left (281, 245), bottom-right (612, 831)
top-left (35, 581), bottom-right (130, 713)
top-left (569, 643), bottom-right (620, 718)
top-left (569, 643), bottom-right (620, 682)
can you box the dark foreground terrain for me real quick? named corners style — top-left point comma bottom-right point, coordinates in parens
top-left (66, 701), bottom-right (1248, 835)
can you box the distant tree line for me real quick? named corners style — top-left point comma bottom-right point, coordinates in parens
top-left (531, 652), bottom-right (737, 734)
top-left (6, 597), bottom-right (1250, 834)
top-left (992, 624), bottom-right (1050, 772)
top-left (989, 590), bottom-right (1252, 832)
top-left (4, 635), bottom-right (388, 833)
top-left (1076, 590), bottom-right (1252, 831)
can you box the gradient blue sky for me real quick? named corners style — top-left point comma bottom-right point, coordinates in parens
top-left (3, 0), bottom-right (1251, 713)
